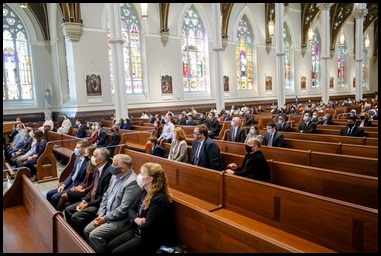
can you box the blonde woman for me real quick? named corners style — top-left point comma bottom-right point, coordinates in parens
top-left (106, 162), bottom-right (177, 253)
top-left (167, 127), bottom-right (188, 163)
top-left (244, 125), bottom-right (263, 144)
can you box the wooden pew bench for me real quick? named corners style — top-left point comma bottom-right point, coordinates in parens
top-left (120, 131), bottom-right (153, 152)
top-left (219, 152), bottom-right (378, 209)
top-left (3, 169), bottom-right (94, 253)
top-left (213, 174), bottom-right (378, 252)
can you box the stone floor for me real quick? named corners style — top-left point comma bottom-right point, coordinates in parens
top-left (3, 162), bottom-right (65, 197)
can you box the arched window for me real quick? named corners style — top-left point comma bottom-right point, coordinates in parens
top-left (235, 15), bottom-right (254, 90)
top-left (181, 5), bottom-right (207, 92)
top-left (284, 25), bottom-right (292, 90)
top-left (337, 41), bottom-right (347, 88)
top-left (3, 3), bottom-right (33, 101)
top-left (310, 30), bottom-right (320, 88)
top-left (118, 3), bottom-right (143, 94)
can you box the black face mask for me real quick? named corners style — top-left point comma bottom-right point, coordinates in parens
top-left (84, 156), bottom-right (90, 161)
top-left (360, 116), bottom-right (365, 120)
top-left (245, 145), bottom-right (252, 153)
top-left (347, 124), bottom-right (354, 128)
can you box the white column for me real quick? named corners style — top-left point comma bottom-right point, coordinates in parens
top-left (108, 3), bottom-right (128, 120)
top-left (317, 3), bottom-right (333, 104)
top-left (353, 3), bottom-right (368, 101)
top-left (275, 3), bottom-right (285, 108)
top-left (212, 3), bottom-right (224, 112)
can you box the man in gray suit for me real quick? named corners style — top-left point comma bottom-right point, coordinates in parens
top-left (83, 154), bottom-right (140, 253)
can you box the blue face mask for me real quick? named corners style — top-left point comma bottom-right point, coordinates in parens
top-left (110, 166), bottom-right (122, 175)
top-left (249, 129), bottom-right (255, 135)
top-left (74, 148), bottom-right (80, 156)
top-left (266, 128), bottom-right (273, 134)
top-left (303, 116), bottom-right (309, 122)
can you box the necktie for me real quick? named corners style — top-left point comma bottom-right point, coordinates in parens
top-left (232, 128), bottom-right (236, 141)
top-left (194, 142), bottom-right (201, 165)
top-left (72, 158), bottom-right (83, 182)
top-left (348, 127), bottom-right (353, 135)
top-left (106, 178), bottom-right (121, 214)
top-left (90, 168), bottom-right (100, 201)
top-left (268, 134), bottom-right (273, 146)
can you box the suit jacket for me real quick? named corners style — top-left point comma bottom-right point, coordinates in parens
top-left (106, 132), bottom-right (121, 156)
top-left (83, 162), bottom-right (112, 208)
top-left (297, 121), bottom-right (316, 133)
top-left (340, 125), bottom-right (365, 137)
top-left (229, 126), bottom-right (245, 143)
top-left (76, 124), bottom-right (87, 138)
top-left (234, 150), bottom-right (270, 182)
top-left (97, 170), bottom-right (140, 222)
top-left (356, 119), bottom-right (372, 127)
top-left (207, 118), bottom-right (220, 137)
top-left (151, 145), bottom-right (167, 158)
top-left (263, 131), bottom-right (285, 147)
top-left (245, 116), bottom-right (255, 127)
top-left (19, 136), bottom-right (33, 154)
top-left (96, 128), bottom-right (108, 147)
top-left (26, 139), bottom-right (47, 165)
top-left (168, 140), bottom-right (188, 162)
top-left (276, 122), bottom-right (291, 132)
top-left (190, 137), bottom-right (223, 171)
top-left (63, 157), bottom-right (89, 188)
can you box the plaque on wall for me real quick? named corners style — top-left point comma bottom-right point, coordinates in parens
top-left (86, 74), bottom-right (102, 96)
top-left (223, 75), bottom-right (229, 91)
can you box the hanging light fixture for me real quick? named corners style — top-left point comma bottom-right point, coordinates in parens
top-left (141, 3), bottom-right (148, 20)
top-left (364, 34), bottom-right (370, 48)
top-left (339, 30), bottom-right (345, 46)
top-left (268, 20), bottom-right (274, 38)
top-left (19, 3), bottom-right (28, 8)
top-left (307, 28), bottom-right (314, 42)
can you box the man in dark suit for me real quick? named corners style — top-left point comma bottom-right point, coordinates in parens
top-left (46, 140), bottom-right (91, 208)
top-left (190, 125), bottom-right (223, 171)
top-left (106, 125), bottom-right (121, 157)
top-left (95, 122), bottom-right (108, 147)
top-left (207, 112), bottom-right (220, 138)
top-left (263, 121), bottom-right (285, 147)
top-left (64, 147), bottom-right (112, 238)
top-left (297, 112), bottom-right (317, 133)
top-left (340, 119), bottom-right (365, 137)
top-left (228, 117), bottom-right (245, 143)
top-left (244, 111), bottom-right (255, 128)
top-left (276, 114), bottom-right (291, 132)
top-left (356, 112), bottom-right (372, 127)
top-left (75, 118), bottom-right (87, 138)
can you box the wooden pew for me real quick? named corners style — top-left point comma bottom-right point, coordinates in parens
top-left (172, 197), bottom-right (334, 253)
top-left (119, 131), bottom-right (153, 152)
top-left (281, 131), bottom-right (377, 145)
top-left (317, 124), bottom-right (378, 133)
top-left (219, 152), bottom-right (378, 209)
top-left (3, 169), bottom-right (94, 253)
top-left (213, 174), bottom-right (378, 252)
top-left (213, 139), bottom-right (378, 177)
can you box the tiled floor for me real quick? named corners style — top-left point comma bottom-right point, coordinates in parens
top-left (3, 162), bottom-right (65, 196)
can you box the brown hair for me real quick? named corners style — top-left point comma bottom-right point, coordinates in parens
top-left (85, 146), bottom-right (96, 173)
top-left (174, 127), bottom-right (186, 141)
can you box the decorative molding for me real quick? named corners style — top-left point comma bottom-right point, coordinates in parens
top-left (61, 22), bottom-right (83, 42)
top-left (161, 31), bottom-right (169, 47)
top-left (330, 4), bottom-right (353, 53)
top-left (301, 3), bottom-right (319, 57)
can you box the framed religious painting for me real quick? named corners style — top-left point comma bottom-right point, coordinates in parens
top-left (329, 77), bottom-right (334, 88)
top-left (161, 75), bottom-right (173, 94)
top-left (300, 76), bottom-right (306, 90)
top-left (86, 74), bottom-right (102, 96)
top-left (223, 75), bottom-right (229, 91)
top-left (265, 75), bottom-right (272, 91)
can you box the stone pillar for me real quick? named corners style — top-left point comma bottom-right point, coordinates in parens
top-left (212, 3), bottom-right (225, 112)
top-left (108, 3), bottom-right (128, 120)
top-left (353, 3), bottom-right (368, 101)
top-left (275, 3), bottom-right (285, 108)
top-left (317, 3), bottom-right (333, 104)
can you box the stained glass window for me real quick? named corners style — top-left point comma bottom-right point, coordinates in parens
top-left (119, 3), bottom-right (143, 94)
top-left (3, 3), bottom-right (33, 101)
top-left (337, 42), bottom-right (347, 88)
top-left (284, 25), bottom-right (292, 89)
top-left (235, 15), bottom-right (254, 90)
top-left (311, 30), bottom-right (320, 88)
top-left (181, 5), bottom-right (207, 92)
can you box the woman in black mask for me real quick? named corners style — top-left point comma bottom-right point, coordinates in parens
top-left (224, 137), bottom-right (270, 182)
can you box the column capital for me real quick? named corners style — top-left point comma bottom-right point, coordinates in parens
top-left (317, 3), bottom-right (333, 11)
top-left (353, 8), bottom-right (368, 19)
top-left (61, 22), bottom-right (83, 42)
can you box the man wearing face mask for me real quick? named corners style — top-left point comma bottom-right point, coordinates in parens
top-left (297, 112), bottom-right (317, 133)
top-left (95, 123), bottom-right (108, 147)
top-left (83, 154), bottom-right (140, 253)
top-left (157, 114), bottom-right (175, 144)
top-left (64, 147), bottom-right (112, 238)
top-left (275, 114), bottom-right (291, 132)
top-left (75, 118), bottom-right (87, 138)
top-left (225, 138), bottom-right (269, 182)
top-left (356, 112), bottom-right (372, 127)
top-left (105, 124), bottom-right (121, 157)
top-left (263, 121), bottom-right (285, 147)
top-left (340, 119), bottom-right (364, 137)
top-left (190, 125), bottom-right (223, 171)
top-left (228, 117), bottom-right (245, 142)
top-left (46, 140), bottom-right (91, 209)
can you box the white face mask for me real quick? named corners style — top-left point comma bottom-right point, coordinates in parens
top-left (136, 174), bottom-right (144, 188)
top-left (91, 155), bottom-right (97, 166)
top-left (230, 121), bottom-right (235, 127)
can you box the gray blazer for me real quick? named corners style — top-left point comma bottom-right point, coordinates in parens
top-left (97, 170), bottom-right (140, 223)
